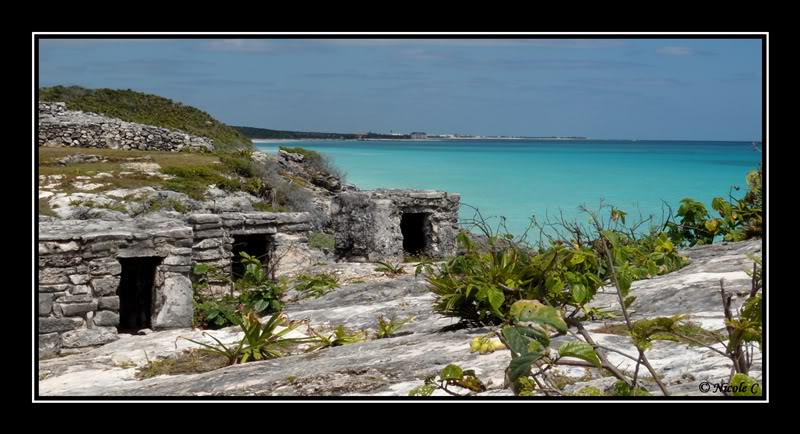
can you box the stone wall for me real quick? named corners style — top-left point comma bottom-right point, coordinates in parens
top-left (331, 189), bottom-right (460, 262)
top-left (189, 212), bottom-right (315, 296)
top-left (38, 102), bottom-right (214, 152)
top-left (38, 212), bottom-right (316, 358)
top-left (38, 218), bottom-right (194, 358)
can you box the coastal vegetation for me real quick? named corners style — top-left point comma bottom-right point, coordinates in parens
top-left (236, 125), bottom-right (410, 140)
top-left (39, 86), bottom-right (252, 149)
top-left (411, 165), bottom-right (763, 396)
top-left (279, 146), bottom-right (345, 181)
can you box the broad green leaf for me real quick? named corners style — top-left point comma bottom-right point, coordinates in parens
top-left (506, 353), bottom-right (543, 385)
top-left (617, 274), bottom-right (632, 297)
top-left (572, 284), bottom-right (588, 304)
top-left (601, 230), bottom-right (621, 250)
top-left (502, 325), bottom-right (550, 357)
top-left (509, 300), bottom-right (567, 332)
top-left (558, 341), bottom-right (601, 367)
top-left (570, 252), bottom-right (585, 265)
top-left (731, 373), bottom-right (762, 396)
top-left (487, 286), bottom-right (505, 313)
top-left (647, 261), bottom-right (658, 277)
top-left (545, 275), bottom-right (564, 294)
top-left (440, 364), bottom-right (464, 381)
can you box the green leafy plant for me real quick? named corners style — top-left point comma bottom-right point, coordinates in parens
top-left (376, 315), bottom-right (415, 339)
top-left (666, 166), bottom-right (763, 246)
top-left (408, 364), bottom-right (487, 396)
top-left (374, 261), bottom-right (405, 275)
top-left (295, 273), bottom-right (339, 298)
top-left (192, 259), bottom-right (285, 329)
top-left (181, 312), bottom-right (310, 365)
top-left (307, 325), bottom-right (367, 350)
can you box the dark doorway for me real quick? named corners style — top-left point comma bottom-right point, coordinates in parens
top-left (118, 257), bottom-right (161, 332)
top-left (231, 234), bottom-right (271, 279)
top-left (401, 213), bottom-right (428, 256)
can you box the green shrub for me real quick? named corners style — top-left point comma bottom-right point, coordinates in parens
top-left (666, 166), bottom-right (763, 246)
top-left (279, 146), bottom-right (344, 180)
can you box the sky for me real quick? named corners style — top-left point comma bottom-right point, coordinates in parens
top-left (38, 37), bottom-right (763, 141)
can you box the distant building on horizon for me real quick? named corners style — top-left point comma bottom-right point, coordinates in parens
top-left (410, 132), bottom-right (427, 139)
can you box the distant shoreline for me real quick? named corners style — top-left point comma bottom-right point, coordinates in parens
top-left (252, 137), bottom-right (591, 143)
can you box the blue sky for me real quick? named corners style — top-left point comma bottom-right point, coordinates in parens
top-left (38, 38), bottom-right (763, 141)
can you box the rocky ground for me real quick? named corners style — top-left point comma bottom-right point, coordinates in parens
top-left (38, 239), bottom-right (762, 397)
top-left (38, 149), bottom-right (344, 224)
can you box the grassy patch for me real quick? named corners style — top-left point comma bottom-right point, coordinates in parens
top-left (308, 231), bottom-right (335, 251)
top-left (135, 349), bottom-right (229, 379)
top-left (39, 147), bottom-right (250, 201)
top-left (40, 86), bottom-right (252, 149)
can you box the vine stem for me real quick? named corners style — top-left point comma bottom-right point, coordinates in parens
top-left (591, 213), bottom-right (671, 396)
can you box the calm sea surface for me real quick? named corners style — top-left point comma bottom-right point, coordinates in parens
top-left (255, 139), bottom-right (761, 237)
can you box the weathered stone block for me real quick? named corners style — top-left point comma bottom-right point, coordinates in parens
top-left (188, 214), bottom-right (221, 224)
top-left (39, 294), bottom-right (54, 316)
top-left (152, 275), bottom-right (193, 329)
top-left (39, 284), bottom-right (71, 293)
top-left (58, 301), bottom-right (98, 316)
top-left (39, 317), bottom-right (83, 333)
top-left (163, 255), bottom-right (191, 265)
top-left (61, 327), bottom-right (118, 348)
top-left (93, 311), bottom-right (119, 327)
top-left (193, 238), bottom-right (223, 249)
top-left (89, 259), bottom-right (122, 276)
top-left (39, 241), bottom-right (80, 254)
top-left (92, 277), bottom-right (120, 296)
top-left (69, 274), bottom-right (90, 285)
top-left (56, 293), bottom-right (94, 303)
top-left (72, 284), bottom-right (91, 294)
top-left (97, 296), bottom-right (120, 311)
top-left (38, 332), bottom-right (61, 359)
top-left (39, 267), bottom-right (72, 284)
top-left (81, 231), bottom-right (133, 242)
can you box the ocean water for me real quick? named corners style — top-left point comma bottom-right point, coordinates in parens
top-left (255, 140), bottom-right (762, 238)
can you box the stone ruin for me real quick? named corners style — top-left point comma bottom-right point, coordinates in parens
top-left (331, 189), bottom-right (460, 262)
top-left (188, 212), bottom-right (314, 296)
top-left (37, 212), bottom-right (313, 358)
top-left (38, 102), bottom-right (214, 152)
top-left (37, 190), bottom-right (461, 358)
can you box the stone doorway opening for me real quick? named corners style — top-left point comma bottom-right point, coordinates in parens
top-left (401, 213), bottom-right (429, 256)
top-left (118, 257), bottom-right (161, 333)
top-left (231, 234), bottom-right (272, 279)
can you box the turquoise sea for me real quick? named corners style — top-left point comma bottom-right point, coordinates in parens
top-left (255, 140), bottom-right (762, 238)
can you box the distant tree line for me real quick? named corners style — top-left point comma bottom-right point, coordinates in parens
top-left (234, 126), bottom-right (411, 140)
